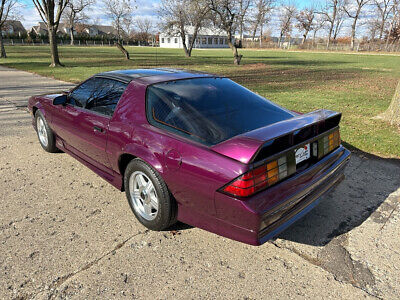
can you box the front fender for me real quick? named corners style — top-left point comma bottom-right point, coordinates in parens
top-left (29, 100), bottom-right (48, 130)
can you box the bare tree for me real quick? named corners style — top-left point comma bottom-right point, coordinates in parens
top-left (135, 17), bottom-right (154, 44)
top-left (278, 3), bottom-right (296, 47)
top-left (366, 16), bottom-right (381, 40)
top-left (121, 16), bottom-right (133, 38)
top-left (62, 0), bottom-right (94, 45)
top-left (332, 3), bottom-right (345, 40)
top-left (373, 0), bottom-right (394, 40)
top-left (0, 0), bottom-right (17, 58)
top-left (102, 0), bottom-right (134, 59)
top-left (311, 14), bottom-right (326, 45)
top-left (318, 0), bottom-right (345, 49)
top-left (238, 0), bottom-right (251, 41)
top-left (296, 7), bottom-right (315, 44)
top-left (33, 0), bottom-right (69, 67)
top-left (208, 0), bottom-right (242, 64)
top-left (344, 0), bottom-right (370, 50)
top-left (160, 0), bottom-right (209, 57)
top-left (385, 0), bottom-right (399, 48)
top-left (250, 0), bottom-right (274, 46)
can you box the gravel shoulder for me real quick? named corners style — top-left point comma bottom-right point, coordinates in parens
top-left (0, 66), bottom-right (399, 299)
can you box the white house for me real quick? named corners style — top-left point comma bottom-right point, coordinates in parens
top-left (159, 26), bottom-right (230, 49)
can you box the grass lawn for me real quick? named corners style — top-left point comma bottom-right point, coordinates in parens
top-left (1, 45), bottom-right (399, 158)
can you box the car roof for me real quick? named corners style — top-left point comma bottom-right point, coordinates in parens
top-left (94, 68), bottom-right (218, 84)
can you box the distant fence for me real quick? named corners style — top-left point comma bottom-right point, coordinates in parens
top-left (3, 38), bottom-right (400, 53)
top-left (243, 40), bottom-right (400, 53)
top-left (2, 39), bottom-right (152, 47)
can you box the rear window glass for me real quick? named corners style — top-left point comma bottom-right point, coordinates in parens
top-left (146, 77), bottom-right (294, 145)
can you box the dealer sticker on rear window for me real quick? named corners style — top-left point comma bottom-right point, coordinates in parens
top-left (295, 143), bottom-right (310, 165)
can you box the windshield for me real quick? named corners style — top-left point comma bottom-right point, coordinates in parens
top-left (146, 77), bottom-right (294, 145)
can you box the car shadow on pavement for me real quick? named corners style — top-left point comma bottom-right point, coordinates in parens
top-left (167, 222), bottom-right (193, 231)
top-left (276, 143), bottom-right (400, 246)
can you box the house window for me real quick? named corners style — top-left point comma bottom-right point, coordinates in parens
top-left (224, 38), bottom-right (228, 44)
top-left (220, 38), bottom-right (224, 44)
top-left (161, 38), bottom-right (164, 43)
top-left (167, 38), bottom-right (170, 43)
top-left (214, 38), bottom-right (218, 44)
top-left (202, 37), bottom-right (206, 44)
top-left (208, 37), bottom-right (212, 44)
top-left (174, 38), bottom-right (178, 43)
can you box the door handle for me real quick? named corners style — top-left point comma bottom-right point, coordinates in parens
top-left (93, 126), bottom-right (104, 133)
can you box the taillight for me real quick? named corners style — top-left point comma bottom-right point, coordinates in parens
top-left (222, 154), bottom-right (296, 198)
top-left (316, 129), bottom-right (341, 158)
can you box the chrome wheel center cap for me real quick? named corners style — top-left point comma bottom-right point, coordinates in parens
top-left (139, 187), bottom-right (150, 203)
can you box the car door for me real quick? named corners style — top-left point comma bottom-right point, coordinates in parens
top-left (51, 77), bottom-right (127, 173)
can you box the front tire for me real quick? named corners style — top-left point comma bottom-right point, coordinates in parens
top-left (124, 159), bottom-right (177, 231)
top-left (35, 110), bottom-right (58, 153)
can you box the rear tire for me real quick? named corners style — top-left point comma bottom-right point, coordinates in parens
top-left (35, 110), bottom-right (58, 153)
top-left (124, 159), bottom-right (177, 231)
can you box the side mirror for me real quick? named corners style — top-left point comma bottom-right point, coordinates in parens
top-left (53, 94), bottom-right (67, 106)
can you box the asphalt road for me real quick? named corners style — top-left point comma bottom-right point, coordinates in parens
top-left (0, 65), bottom-right (399, 299)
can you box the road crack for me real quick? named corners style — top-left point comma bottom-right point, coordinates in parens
top-left (32, 229), bottom-right (149, 299)
top-left (270, 239), bottom-right (382, 299)
top-left (379, 194), bottom-right (400, 232)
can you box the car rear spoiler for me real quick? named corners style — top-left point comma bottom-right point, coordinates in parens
top-left (211, 109), bottom-right (342, 164)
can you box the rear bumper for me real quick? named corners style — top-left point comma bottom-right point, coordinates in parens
top-left (258, 154), bottom-right (347, 243)
top-left (213, 145), bottom-right (351, 245)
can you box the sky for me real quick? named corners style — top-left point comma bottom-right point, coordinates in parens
top-left (19, 0), bottom-right (161, 28)
top-left (18, 0), bottom-right (372, 38)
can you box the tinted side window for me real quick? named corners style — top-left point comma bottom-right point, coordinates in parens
top-left (85, 79), bottom-right (127, 116)
top-left (69, 77), bottom-right (100, 108)
top-left (69, 77), bottom-right (127, 116)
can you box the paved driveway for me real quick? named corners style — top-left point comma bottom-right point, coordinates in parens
top-left (0, 66), bottom-right (399, 299)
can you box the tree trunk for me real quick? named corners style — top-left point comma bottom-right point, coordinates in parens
top-left (0, 32), bottom-right (6, 58)
top-left (227, 33), bottom-right (242, 65)
top-left (48, 27), bottom-right (63, 67)
top-left (279, 31), bottom-right (284, 47)
top-left (327, 6), bottom-right (337, 50)
top-left (182, 37), bottom-right (190, 57)
top-left (327, 24), bottom-right (333, 49)
top-left (70, 27), bottom-right (74, 45)
top-left (180, 28), bottom-right (191, 58)
top-left (301, 30), bottom-right (309, 45)
top-left (240, 21), bottom-right (244, 41)
top-left (350, 21), bottom-right (356, 50)
top-left (259, 24), bottom-right (263, 48)
top-left (376, 81), bottom-right (400, 126)
top-left (385, 20), bottom-right (394, 50)
top-left (312, 29), bottom-right (318, 46)
top-left (379, 16), bottom-right (385, 40)
top-left (116, 42), bottom-right (130, 60)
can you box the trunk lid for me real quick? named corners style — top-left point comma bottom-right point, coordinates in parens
top-left (211, 109), bottom-right (341, 164)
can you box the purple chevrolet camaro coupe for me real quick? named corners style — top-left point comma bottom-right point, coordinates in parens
top-left (28, 68), bottom-right (351, 245)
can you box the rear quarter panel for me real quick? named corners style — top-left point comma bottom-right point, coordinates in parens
top-left (108, 80), bottom-right (248, 219)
